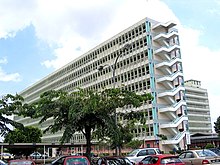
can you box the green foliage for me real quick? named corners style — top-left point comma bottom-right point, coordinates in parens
top-left (4, 126), bottom-right (42, 156)
top-left (125, 140), bottom-right (143, 149)
top-left (22, 88), bottom-right (153, 157)
top-left (214, 116), bottom-right (220, 137)
top-left (205, 143), bottom-right (215, 149)
top-left (169, 151), bottom-right (175, 155)
top-left (0, 94), bottom-right (25, 136)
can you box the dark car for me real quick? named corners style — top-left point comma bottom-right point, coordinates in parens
top-left (97, 156), bottom-right (133, 165)
top-left (51, 155), bottom-right (90, 165)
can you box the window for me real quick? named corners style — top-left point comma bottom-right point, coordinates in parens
top-left (138, 150), bottom-right (147, 156)
top-left (147, 149), bottom-right (156, 155)
top-left (141, 156), bottom-right (152, 164)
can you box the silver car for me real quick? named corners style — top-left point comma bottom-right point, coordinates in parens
top-left (179, 149), bottom-right (220, 165)
top-left (126, 148), bottom-right (162, 164)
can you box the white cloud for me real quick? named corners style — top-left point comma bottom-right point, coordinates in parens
top-left (208, 8), bottom-right (220, 15)
top-left (0, 67), bottom-right (21, 82)
top-left (38, 0), bottom-right (180, 69)
top-left (0, 0), bottom-right (36, 38)
top-left (0, 57), bottom-right (7, 64)
top-left (0, 57), bottom-right (21, 82)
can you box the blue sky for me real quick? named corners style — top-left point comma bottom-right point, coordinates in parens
top-left (0, 0), bottom-right (219, 127)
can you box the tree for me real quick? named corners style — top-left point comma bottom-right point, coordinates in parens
top-left (22, 88), bottom-right (152, 159)
top-left (0, 94), bottom-right (24, 136)
top-left (125, 140), bottom-right (143, 149)
top-left (205, 143), bottom-right (214, 149)
top-left (98, 121), bottom-right (134, 155)
top-left (214, 116), bottom-right (220, 137)
top-left (4, 126), bottom-right (42, 156)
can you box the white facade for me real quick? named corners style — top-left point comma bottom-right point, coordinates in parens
top-left (184, 79), bottom-right (212, 134)
top-left (15, 17), bottom-right (190, 152)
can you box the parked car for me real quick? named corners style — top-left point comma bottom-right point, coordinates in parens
top-left (179, 149), bottom-right (220, 165)
top-left (208, 148), bottom-right (220, 156)
top-left (8, 159), bottom-right (36, 165)
top-left (97, 156), bottom-right (134, 165)
top-left (0, 160), bottom-right (7, 165)
top-left (137, 154), bottom-right (185, 165)
top-left (51, 155), bottom-right (90, 165)
top-left (126, 148), bottom-right (162, 164)
top-left (0, 153), bottom-right (14, 160)
top-left (30, 152), bottom-right (48, 159)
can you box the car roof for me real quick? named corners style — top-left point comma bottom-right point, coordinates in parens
top-left (139, 148), bottom-right (160, 150)
top-left (100, 156), bottom-right (129, 160)
top-left (149, 154), bottom-right (178, 158)
top-left (182, 149), bottom-right (211, 152)
top-left (9, 159), bottom-right (34, 162)
top-left (60, 155), bottom-right (89, 159)
top-left (0, 153), bottom-right (12, 155)
top-left (133, 148), bottom-right (160, 151)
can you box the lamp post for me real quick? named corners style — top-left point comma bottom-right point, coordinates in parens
top-left (97, 43), bottom-right (131, 156)
top-left (98, 43), bottom-right (131, 88)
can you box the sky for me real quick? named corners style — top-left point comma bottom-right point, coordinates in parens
top-left (0, 0), bottom-right (219, 129)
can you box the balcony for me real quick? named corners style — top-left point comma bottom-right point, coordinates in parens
top-left (153, 31), bottom-right (178, 43)
top-left (157, 86), bottom-right (185, 98)
top-left (159, 100), bottom-right (186, 113)
top-left (155, 58), bottom-right (182, 69)
top-left (154, 45), bottom-right (180, 56)
top-left (152, 21), bottom-right (177, 30)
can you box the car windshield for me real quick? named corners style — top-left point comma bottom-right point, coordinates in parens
top-left (106, 159), bottom-right (121, 165)
top-left (66, 158), bottom-right (89, 165)
top-left (127, 149), bottom-right (139, 156)
top-left (209, 148), bottom-right (220, 155)
top-left (196, 150), bottom-right (218, 157)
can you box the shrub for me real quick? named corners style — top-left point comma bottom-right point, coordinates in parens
top-left (205, 143), bottom-right (214, 149)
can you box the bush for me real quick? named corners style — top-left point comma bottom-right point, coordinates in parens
top-left (169, 151), bottom-right (175, 155)
top-left (205, 143), bottom-right (214, 149)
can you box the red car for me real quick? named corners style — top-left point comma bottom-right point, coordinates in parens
top-left (138, 154), bottom-right (185, 165)
top-left (8, 159), bottom-right (36, 165)
top-left (51, 155), bottom-right (90, 165)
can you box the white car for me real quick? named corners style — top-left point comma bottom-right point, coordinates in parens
top-left (0, 153), bottom-right (14, 160)
top-left (126, 148), bottom-right (162, 164)
top-left (30, 152), bottom-right (48, 159)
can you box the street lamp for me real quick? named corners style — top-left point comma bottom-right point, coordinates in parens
top-left (98, 43), bottom-right (131, 88)
top-left (97, 43), bottom-right (131, 156)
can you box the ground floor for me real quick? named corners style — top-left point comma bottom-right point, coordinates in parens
top-left (189, 133), bottom-right (220, 149)
top-left (2, 133), bottom-right (218, 158)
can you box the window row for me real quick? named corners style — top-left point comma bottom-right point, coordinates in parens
top-left (24, 34), bottom-right (151, 96)
top-left (132, 124), bottom-right (154, 138)
top-left (49, 23), bottom-right (148, 81)
top-left (65, 75), bottom-right (151, 94)
top-left (51, 54), bottom-right (150, 91)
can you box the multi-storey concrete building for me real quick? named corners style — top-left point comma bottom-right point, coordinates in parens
top-left (184, 79), bottom-right (212, 134)
top-left (15, 17), bottom-right (190, 152)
